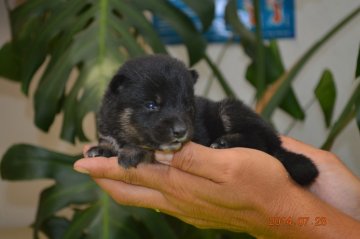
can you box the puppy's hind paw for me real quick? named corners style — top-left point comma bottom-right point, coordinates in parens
top-left (86, 146), bottom-right (117, 158)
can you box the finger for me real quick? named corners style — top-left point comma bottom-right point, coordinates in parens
top-left (93, 178), bottom-right (223, 220)
top-left (95, 176), bottom-right (245, 231)
top-left (93, 178), bottom-right (180, 214)
top-left (74, 155), bottom-right (226, 204)
top-left (74, 157), bottom-right (169, 189)
top-left (95, 177), bottom-right (244, 233)
top-left (156, 141), bottom-right (248, 183)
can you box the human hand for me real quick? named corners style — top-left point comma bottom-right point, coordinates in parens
top-left (281, 136), bottom-right (360, 220)
top-left (74, 140), bottom-right (360, 238)
top-left (74, 142), bottom-right (295, 237)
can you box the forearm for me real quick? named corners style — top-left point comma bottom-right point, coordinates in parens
top-left (248, 184), bottom-right (360, 239)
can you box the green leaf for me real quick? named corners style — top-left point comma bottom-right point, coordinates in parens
top-left (129, 208), bottom-right (177, 239)
top-left (278, 92), bottom-right (306, 120)
top-left (225, 0), bottom-right (256, 58)
top-left (3, 0), bottom-right (171, 142)
top-left (322, 81), bottom-right (360, 149)
top-left (10, 1), bottom-right (64, 93)
top-left (265, 42), bottom-right (305, 119)
top-left (10, 0), bottom-right (61, 34)
top-left (133, 0), bottom-right (206, 65)
top-left (40, 217), bottom-right (71, 239)
top-left (253, 0), bottom-right (266, 99)
top-left (232, 9), bottom-right (306, 120)
top-left (1, 144), bottom-right (177, 239)
top-left (356, 43), bottom-right (360, 79)
top-left (204, 54), bottom-right (235, 97)
top-left (61, 195), bottom-right (169, 239)
top-left (356, 104), bottom-right (360, 133)
top-left (0, 42), bottom-right (20, 81)
top-left (315, 69), bottom-right (337, 127)
top-left (61, 65), bottom-right (92, 143)
top-left (354, 85), bottom-right (360, 132)
top-left (35, 183), bottom-right (98, 238)
top-left (62, 206), bottom-right (100, 239)
top-left (110, 0), bottom-right (167, 54)
top-left (0, 144), bottom-right (78, 181)
top-left (183, 0), bottom-right (215, 32)
top-left (245, 43), bottom-right (305, 120)
top-left (34, 49), bottom-right (73, 131)
top-left (85, 195), bottom-right (142, 239)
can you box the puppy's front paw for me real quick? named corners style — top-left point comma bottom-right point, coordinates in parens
top-left (86, 146), bottom-right (117, 158)
top-left (210, 137), bottom-right (229, 149)
top-left (118, 147), bottom-right (154, 169)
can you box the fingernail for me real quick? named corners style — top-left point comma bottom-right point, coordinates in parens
top-left (155, 151), bottom-right (174, 165)
top-left (73, 163), bottom-right (90, 174)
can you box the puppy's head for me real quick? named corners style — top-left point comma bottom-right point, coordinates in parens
top-left (100, 55), bottom-right (198, 151)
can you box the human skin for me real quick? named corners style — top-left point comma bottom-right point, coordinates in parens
top-left (280, 137), bottom-right (360, 221)
top-left (74, 137), bottom-right (360, 239)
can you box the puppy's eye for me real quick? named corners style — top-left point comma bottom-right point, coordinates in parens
top-left (145, 101), bottom-right (159, 111)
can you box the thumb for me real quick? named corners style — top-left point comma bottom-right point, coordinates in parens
top-left (155, 141), bottom-right (235, 181)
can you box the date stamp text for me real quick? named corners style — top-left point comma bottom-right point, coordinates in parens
top-left (268, 216), bottom-right (327, 226)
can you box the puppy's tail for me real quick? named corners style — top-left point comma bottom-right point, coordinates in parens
top-left (274, 148), bottom-right (319, 186)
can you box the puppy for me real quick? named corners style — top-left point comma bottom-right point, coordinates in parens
top-left (87, 55), bottom-right (318, 186)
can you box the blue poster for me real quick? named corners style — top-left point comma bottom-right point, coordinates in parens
top-left (152, 0), bottom-right (295, 44)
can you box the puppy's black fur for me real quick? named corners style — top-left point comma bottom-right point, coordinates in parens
top-left (87, 55), bottom-right (318, 186)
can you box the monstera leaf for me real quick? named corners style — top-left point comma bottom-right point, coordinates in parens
top-left (0, 0), bottom-right (208, 144)
top-left (1, 144), bottom-right (256, 239)
top-left (0, 144), bottom-right (174, 239)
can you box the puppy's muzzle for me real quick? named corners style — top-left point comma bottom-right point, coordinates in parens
top-left (159, 122), bottom-right (190, 152)
top-left (171, 123), bottom-right (188, 140)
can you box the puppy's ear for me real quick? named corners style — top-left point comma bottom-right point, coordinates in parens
top-left (189, 69), bottom-right (198, 84)
top-left (109, 73), bottom-right (128, 94)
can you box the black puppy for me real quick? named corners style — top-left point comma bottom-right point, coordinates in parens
top-left (87, 55), bottom-right (318, 186)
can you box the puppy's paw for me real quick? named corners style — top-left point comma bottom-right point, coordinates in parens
top-left (210, 133), bottom-right (247, 149)
top-left (118, 147), bottom-right (154, 169)
top-left (118, 153), bottom-right (142, 168)
top-left (210, 137), bottom-right (229, 149)
top-left (86, 146), bottom-right (117, 158)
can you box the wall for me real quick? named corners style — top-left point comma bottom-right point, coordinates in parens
top-left (1, 0), bottom-right (360, 230)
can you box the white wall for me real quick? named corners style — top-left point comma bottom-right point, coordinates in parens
top-left (1, 0), bottom-right (360, 230)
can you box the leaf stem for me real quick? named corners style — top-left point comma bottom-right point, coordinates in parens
top-left (203, 40), bottom-right (232, 97)
top-left (98, 0), bottom-right (109, 63)
top-left (101, 193), bottom-right (110, 239)
top-left (254, 0), bottom-right (265, 99)
top-left (284, 97), bottom-right (316, 135)
top-left (203, 53), bottom-right (236, 98)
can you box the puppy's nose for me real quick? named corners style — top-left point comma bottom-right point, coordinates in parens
top-left (171, 123), bottom-right (187, 139)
